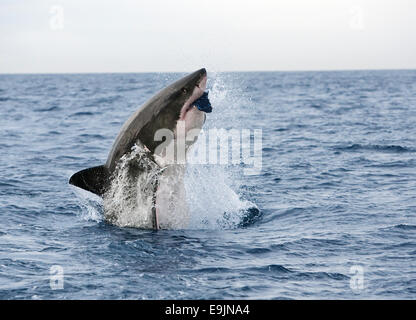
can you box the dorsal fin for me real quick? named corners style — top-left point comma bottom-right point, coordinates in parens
top-left (69, 165), bottom-right (109, 196)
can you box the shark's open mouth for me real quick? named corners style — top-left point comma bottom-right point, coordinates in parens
top-left (180, 74), bottom-right (210, 119)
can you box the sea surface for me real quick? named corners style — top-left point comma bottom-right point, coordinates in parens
top-left (0, 70), bottom-right (415, 299)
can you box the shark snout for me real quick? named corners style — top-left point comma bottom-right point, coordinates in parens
top-left (180, 73), bottom-right (209, 119)
top-left (192, 74), bottom-right (207, 101)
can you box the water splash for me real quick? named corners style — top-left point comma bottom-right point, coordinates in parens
top-left (71, 186), bottom-right (103, 222)
top-left (185, 164), bottom-right (258, 229)
top-left (184, 72), bottom-right (259, 229)
top-left (103, 145), bottom-right (159, 228)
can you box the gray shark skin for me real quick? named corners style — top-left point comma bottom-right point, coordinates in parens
top-left (69, 68), bottom-right (208, 228)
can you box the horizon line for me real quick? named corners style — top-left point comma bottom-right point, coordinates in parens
top-left (1, 67), bottom-right (415, 76)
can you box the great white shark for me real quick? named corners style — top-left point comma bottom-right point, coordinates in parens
top-left (69, 68), bottom-right (211, 230)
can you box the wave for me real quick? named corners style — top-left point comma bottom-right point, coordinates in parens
top-left (78, 133), bottom-right (106, 140)
top-left (83, 95), bottom-right (122, 107)
top-left (382, 224), bottom-right (416, 231)
top-left (393, 224), bottom-right (416, 230)
top-left (296, 271), bottom-right (349, 281)
top-left (247, 264), bottom-right (293, 274)
top-left (202, 263), bottom-right (349, 281)
top-left (69, 111), bottom-right (95, 117)
top-left (334, 144), bottom-right (414, 153)
top-left (34, 106), bottom-right (60, 112)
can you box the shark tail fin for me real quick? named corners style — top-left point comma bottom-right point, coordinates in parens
top-left (69, 165), bottom-right (109, 197)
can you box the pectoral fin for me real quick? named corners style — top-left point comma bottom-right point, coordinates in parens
top-left (69, 165), bottom-right (109, 196)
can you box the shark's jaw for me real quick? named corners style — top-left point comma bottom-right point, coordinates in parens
top-left (153, 88), bottom-right (209, 167)
top-left (179, 74), bottom-right (208, 120)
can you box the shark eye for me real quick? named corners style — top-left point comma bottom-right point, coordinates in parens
top-left (182, 88), bottom-right (188, 94)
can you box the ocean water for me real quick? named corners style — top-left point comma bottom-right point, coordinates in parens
top-left (0, 70), bottom-right (415, 299)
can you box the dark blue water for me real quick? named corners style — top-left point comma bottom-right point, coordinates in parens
top-left (0, 70), bottom-right (415, 299)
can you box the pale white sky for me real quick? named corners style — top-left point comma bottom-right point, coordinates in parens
top-left (1, 0), bottom-right (415, 73)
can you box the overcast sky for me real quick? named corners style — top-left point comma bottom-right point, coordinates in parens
top-left (1, 0), bottom-right (415, 73)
